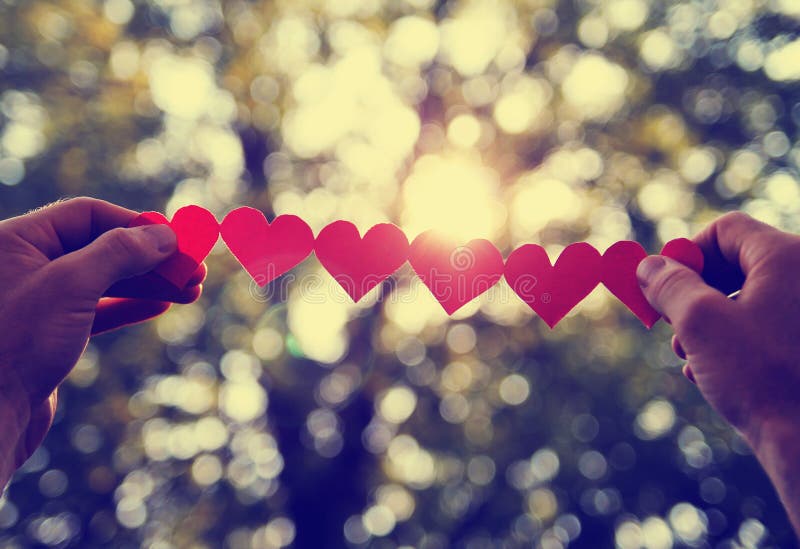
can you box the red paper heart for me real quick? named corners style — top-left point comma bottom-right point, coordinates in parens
top-left (219, 207), bottom-right (314, 287)
top-left (315, 221), bottom-right (409, 302)
top-left (601, 238), bottom-right (705, 328)
top-left (409, 231), bottom-right (504, 315)
top-left (505, 242), bottom-right (602, 328)
top-left (660, 237), bottom-right (704, 273)
top-left (129, 205), bottom-right (219, 288)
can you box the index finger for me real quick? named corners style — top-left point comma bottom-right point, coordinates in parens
top-left (4, 197), bottom-right (139, 259)
top-left (104, 263), bottom-right (206, 303)
top-left (692, 212), bottom-right (782, 295)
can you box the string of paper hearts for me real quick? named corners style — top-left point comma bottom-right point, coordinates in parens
top-left (130, 205), bottom-right (704, 329)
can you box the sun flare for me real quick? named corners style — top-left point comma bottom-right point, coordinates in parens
top-left (400, 152), bottom-right (506, 243)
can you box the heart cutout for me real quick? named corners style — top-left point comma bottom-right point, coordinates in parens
top-left (129, 205), bottom-right (219, 288)
top-left (661, 237), bottom-right (704, 273)
top-left (505, 242), bottom-right (602, 328)
top-left (601, 238), bottom-right (705, 328)
top-left (220, 207), bottom-right (314, 287)
top-left (315, 221), bottom-right (409, 302)
top-left (409, 231), bottom-right (504, 315)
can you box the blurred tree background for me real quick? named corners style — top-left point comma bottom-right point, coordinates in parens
top-left (1, 0), bottom-right (800, 547)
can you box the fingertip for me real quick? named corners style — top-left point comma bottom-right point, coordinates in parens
top-left (672, 335), bottom-right (686, 360)
top-left (174, 284), bottom-right (203, 304)
top-left (186, 263), bottom-right (208, 286)
top-left (153, 300), bottom-right (172, 315)
top-left (92, 298), bottom-right (172, 335)
top-left (682, 364), bottom-right (696, 384)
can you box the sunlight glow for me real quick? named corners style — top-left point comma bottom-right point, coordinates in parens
top-left (447, 114), bottom-right (482, 148)
top-left (384, 16), bottom-right (439, 68)
top-left (148, 55), bottom-right (215, 119)
top-left (493, 76), bottom-right (552, 134)
top-left (764, 38), bottom-right (800, 81)
top-left (562, 53), bottom-right (629, 120)
top-left (288, 267), bottom-right (352, 363)
top-left (510, 176), bottom-right (584, 240)
top-left (439, 1), bottom-right (511, 77)
top-left (283, 49), bottom-right (420, 160)
top-left (400, 153), bottom-right (505, 241)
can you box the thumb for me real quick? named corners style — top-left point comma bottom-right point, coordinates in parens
top-left (637, 255), bottom-right (730, 336)
top-left (50, 225), bottom-right (177, 297)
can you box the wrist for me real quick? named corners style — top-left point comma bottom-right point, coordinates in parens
top-left (744, 414), bottom-right (800, 535)
top-left (0, 371), bottom-right (32, 489)
top-left (747, 414), bottom-right (800, 466)
top-left (742, 397), bottom-right (800, 453)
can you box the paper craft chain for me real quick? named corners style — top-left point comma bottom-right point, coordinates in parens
top-left (131, 205), bottom-right (704, 329)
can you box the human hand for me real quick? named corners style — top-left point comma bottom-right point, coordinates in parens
top-left (636, 212), bottom-right (800, 533)
top-left (0, 197), bottom-right (205, 483)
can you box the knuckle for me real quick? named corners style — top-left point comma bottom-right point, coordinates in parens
top-left (64, 196), bottom-right (113, 217)
top-left (716, 211), bottom-right (754, 234)
top-left (719, 211), bottom-right (751, 227)
top-left (65, 196), bottom-right (94, 208)
top-left (55, 196), bottom-right (94, 214)
top-left (104, 227), bottom-right (143, 258)
top-left (650, 266), bottom-right (691, 302)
